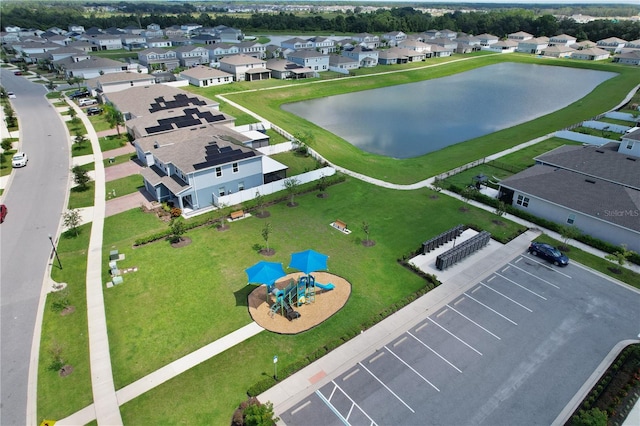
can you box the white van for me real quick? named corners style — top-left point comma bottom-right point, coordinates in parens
top-left (79, 98), bottom-right (97, 107)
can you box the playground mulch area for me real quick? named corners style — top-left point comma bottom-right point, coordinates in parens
top-left (248, 272), bottom-right (351, 334)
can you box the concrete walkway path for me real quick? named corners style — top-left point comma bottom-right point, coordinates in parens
top-left (68, 99), bottom-right (124, 425)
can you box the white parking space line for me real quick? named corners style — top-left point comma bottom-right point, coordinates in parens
top-left (464, 293), bottom-right (518, 325)
top-left (502, 266), bottom-right (510, 273)
top-left (495, 272), bottom-right (547, 300)
top-left (407, 331), bottom-right (462, 373)
top-left (427, 318), bottom-right (483, 356)
top-left (480, 282), bottom-right (533, 312)
top-left (446, 304), bottom-right (501, 340)
top-left (508, 262), bottom-right (565, 287)
top-left (291, 400), bottom-right (311, 415)
top-left (384, 346), bottom-right (441, 392)
top-left (325, 381), bottom-right (378, 426)
top-left (358, 362), bottom-right (415, 413)
top-left (514, 257), bottom-right (522, 264)
top-left (343, 368), bottom-right (360, 381)
top-left (521, 256), bottom-right (573, 279)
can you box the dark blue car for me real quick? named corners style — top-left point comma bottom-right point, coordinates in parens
top-left (528, 242), bottom-right (569, 266)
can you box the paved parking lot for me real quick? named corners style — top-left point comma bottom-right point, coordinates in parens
top-left (278, 255), bottom-right (640, 425)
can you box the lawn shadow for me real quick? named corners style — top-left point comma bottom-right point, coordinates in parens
top-left (233, 285), bottom-right (253, 307)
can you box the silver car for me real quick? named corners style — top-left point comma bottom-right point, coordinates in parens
top-left (12, 151), bottom-right (28, 168)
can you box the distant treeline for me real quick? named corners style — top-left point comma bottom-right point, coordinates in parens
top-left (2, 3), bottom-right (639, 42)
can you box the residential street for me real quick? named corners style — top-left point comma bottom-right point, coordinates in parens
top-left (0, 70), bottom-right (71, 426)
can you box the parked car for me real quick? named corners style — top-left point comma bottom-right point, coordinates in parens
top-left (69, 90), bottom-right (90, 99)
top-left (13, 70), bottom-right (22, 76)
top-left (11, 151), bottom-right (28, 168)
top-left (86, 107), bottom-right (103, 116)
top-left (79, 98), bottom-right (97, 107)
top-left (7, 92), bottom-right (16, 99)
top-left (0, 204), bottom-right (7, 223)
top-left (528, 242), bottom-right (569, 266)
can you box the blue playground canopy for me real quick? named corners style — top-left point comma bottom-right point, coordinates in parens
top-left (288, 249), bottom-right (329, 275)
top-left (245, 261), bottom-right (286, 286)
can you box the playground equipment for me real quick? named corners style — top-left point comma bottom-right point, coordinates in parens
top-left (269, 274), bottom-right (334, 320)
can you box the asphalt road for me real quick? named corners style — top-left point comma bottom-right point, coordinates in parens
top-left (280, 255), bottom-right (640, 425)
top-left (1, 71), bottom-right (70, 425)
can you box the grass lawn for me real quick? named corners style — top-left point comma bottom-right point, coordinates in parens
top-left (270, 151), bottom-right (320, 176)
top-left (104, 153), bottom-right (137, 168)
top-left (71, 140), bottom-right (93, 156)
top-left (68, 182), bottom-right (95, 209)
top-left (493, 137), bottom-right (582, 170)
top-left (100, 134), bottom-right (129, 152)
top-left (572, 126), bottom-right (624, 139)
top-left (598, 117), bottom-right (636, 126)
top-left (266, 128), bottom-right (288, 145)
top-left (106, 174), bottom-right (144, 199)
top-left (100, 178), bottom-right (525, 415)
top-left (0, 149), bottom-right (17, 177)
top-left (89, 116), bottom-right (113, 133)
top-left (209, 54), bottom-right (639, 185)
top-left (37, 224), bottom-right (94, 422)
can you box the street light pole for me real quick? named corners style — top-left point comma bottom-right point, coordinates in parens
top-left (48, 234), bottom-right (62, 269)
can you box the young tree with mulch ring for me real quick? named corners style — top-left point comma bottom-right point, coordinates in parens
top-left (253, 191), bottom-right (270, 218)
top-left (284, 177), bottom-right (300, 207)
top-left (361, 221), bottom-right (375, 247)
top-left (260, 222), bottom-right (274, 256)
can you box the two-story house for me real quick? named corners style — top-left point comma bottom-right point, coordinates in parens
top-left (207, 42), bottom-right (241, 65)
top-left (281, 37), bottom-right (314, 51)
top-left (382, 31), bottom-right (407, 47)
top-left (516, 37), bottom-right (549, 54)
top-left (137, 48), bottom-right (180, 71)
top-left (596, 37), bottom-right (627, 54)
top-left (341, 46), bottom-right (378, 67)
top-left (287, 50), bottom-right (330, 72)
top-left (175, 45), bottom-right (210, 67)
top-left (352, 33), bottom-right (380, 49)
top-left (235, 41), bottom-right (267, 59)
top-left (309, 36), bottom-right (336, 54)
top-left (218, 54), bottom-right (270, 81)
top-left (548, 34), bottom-right (577, 47)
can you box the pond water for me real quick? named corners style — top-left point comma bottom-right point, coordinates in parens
top-left (282, 63), bottom-right (617, 158)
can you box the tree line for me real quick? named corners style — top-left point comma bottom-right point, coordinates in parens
top-left (2, 3), bottom-right (639, 42)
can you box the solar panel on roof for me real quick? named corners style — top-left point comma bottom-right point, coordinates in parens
top-left (176, 119), bottom-right (201, 128)
top-left (146, 123), bottom-right (174, 134)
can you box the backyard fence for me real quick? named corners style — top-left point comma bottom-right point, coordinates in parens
top-left (555, 131), bottom-right (613, 146)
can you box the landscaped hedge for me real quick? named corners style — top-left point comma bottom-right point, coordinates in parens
top-left (247, 271), bottom-right (441, 397)
top-left (447, 184), bottom-right (640, 266)
top-left (568, 344), bottom-right (640, 426)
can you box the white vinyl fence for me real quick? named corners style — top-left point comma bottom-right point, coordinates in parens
top-left (215, 166), bottom-right (336, 207)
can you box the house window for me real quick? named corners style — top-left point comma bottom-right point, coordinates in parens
top-left (218, 187), bottom-right (226, 196)
top-left (627, 141), bottom-right (634, 150)
top-left (215, 167), bottom-right (222, 177)
top-left (567, 214), bottom-right (576, 225)
top-left (233, 162), bottom-right (238, 173)
top-left (238, 181), bottom-right (244, 191)
top-left (516, 195), bottom-right (530, 207)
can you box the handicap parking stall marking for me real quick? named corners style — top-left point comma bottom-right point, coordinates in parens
top-left (316, 382), bottom-right (378, 426)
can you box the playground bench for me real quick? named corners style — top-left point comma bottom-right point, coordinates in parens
top-left (230, 210), bottom-right (245, 220)
top-left (334, 220), bottom-right (347, 231)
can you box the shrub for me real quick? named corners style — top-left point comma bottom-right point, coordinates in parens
top-left (170, 207), bottom-right (182, 218)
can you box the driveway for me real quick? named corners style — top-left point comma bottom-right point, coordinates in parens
top-left (105, 189), bottom-right (156, 217)
top-left (104, 160), bottom-right (143, 182)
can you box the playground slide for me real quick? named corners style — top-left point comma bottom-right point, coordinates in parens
top-left (315, 282), bottom-right (335, 291)
top-left (283, 300), bottom-right (300, 321)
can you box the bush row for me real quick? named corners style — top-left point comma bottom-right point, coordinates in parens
top-left (247, 269), bottom-right (441, 397)
top-left (569, 344), bottom-right (640, 425)
top-left (447, 184), bottom-right (640, 265)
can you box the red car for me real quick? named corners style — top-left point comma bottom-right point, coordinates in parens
top-left (0, 204), bottom-right (7, 223)
top-left (13, 70), bottom-right (22, 76)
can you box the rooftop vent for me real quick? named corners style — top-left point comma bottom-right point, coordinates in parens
top-left (585, 179), bottom-right (596, 184)
top-left (595, 149), bottom-right (605, 153)
top-left (153, 142), bottom-right (159, 149)
top-left (626, 157), bottom-right (637, 162)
